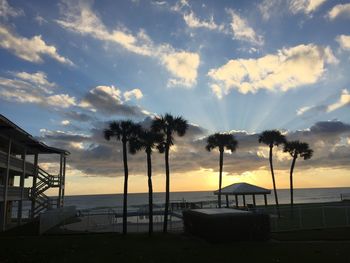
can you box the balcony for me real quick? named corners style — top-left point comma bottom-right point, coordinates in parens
top-left (0, 150), bottom-right (35, 176)
top-left (0, 185), bottom-right (30, 201)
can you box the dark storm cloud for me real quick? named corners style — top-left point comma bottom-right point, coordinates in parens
top-left (310, 120), bottom-right (350, 134)
top-left (63, 111), bottom-right (95, 122)
top-left (39, 118), bottom-right (350, 178)
top-left (80, 86), bottom-right (147, 117)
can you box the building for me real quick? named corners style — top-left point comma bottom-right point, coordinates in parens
top-left (0, 114), bottom-right (69, 231)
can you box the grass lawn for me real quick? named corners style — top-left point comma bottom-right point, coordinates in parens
top-left (0, 232), bottom-right (350, 263)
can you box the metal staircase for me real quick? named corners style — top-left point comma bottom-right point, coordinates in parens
top-left (30, 167), bottom-right (60, 218)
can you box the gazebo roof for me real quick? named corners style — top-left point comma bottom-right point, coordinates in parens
top-left (214, 183), bottom-right (271, 195)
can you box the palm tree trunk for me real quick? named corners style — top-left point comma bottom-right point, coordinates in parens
top-left (147, 151), bottom-right (153, 236)
top-left (122, 140), bottom-right (128, 235)
top-left (163, 146), bottom-right (170, 233)
top-left (218, 150), bottom-right (223, 208)
top-left (290, 155), bottom-right (297, 210)
top-left (269, 145), bottom-right (280, 218)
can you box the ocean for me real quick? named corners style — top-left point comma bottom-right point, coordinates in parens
top-left (63, 187), bottom-right (350, 211)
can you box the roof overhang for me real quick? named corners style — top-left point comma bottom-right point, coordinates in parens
top-left (0, 114), bottom-right (69, 155)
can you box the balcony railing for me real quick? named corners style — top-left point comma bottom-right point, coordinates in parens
top-left (0, 185), bottom-right (30, 201)
top-left (0, 150), bottom-right (35, 175)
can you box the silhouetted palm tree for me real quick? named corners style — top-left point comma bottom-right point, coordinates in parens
top-left (258, 130), bottom-right (286, 217)
top-left (283, 140), bottom-right (313, 208)
top-left (206, 133), bottom-right (238, 208)
top-left (151, 113), bottom-right (188, 233)
top-left (104, 120), bottom-right (141, 235)
top-left (129, 128), bottom-right (164, 236)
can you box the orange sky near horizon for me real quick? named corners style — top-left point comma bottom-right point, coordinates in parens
top-left (48, 166), bottom-right (350, 196)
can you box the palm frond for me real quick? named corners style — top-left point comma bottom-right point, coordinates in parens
top-left (205, 133), bottom-right (238, 153)
top-left (129, 136), bottom-right (143, 155)
top-left (284, 140), bottom-right (313, 160)
top-left (104, 129), bottom-right (112, 141)
top-left (174, 116), bottom-right (189, 137)
top-left (104, 121), bottom-right (121, 141)
top-left (259, 130), bottom-right (286, 146)
top-left (151, 113), bottom-right (188, 149)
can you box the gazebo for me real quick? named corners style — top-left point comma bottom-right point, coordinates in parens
top-left (214, 183), bottom-right (271, 208)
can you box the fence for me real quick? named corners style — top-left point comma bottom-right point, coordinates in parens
top-left (62, 208), bottom-right (183, 233)
top-left (270, 205), bottom-right (350, 232)
top-left (60, 202), bottom-right (350, 233)
top-left (341, 193), bottom-right (350, 201)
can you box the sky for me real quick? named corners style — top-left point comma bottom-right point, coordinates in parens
top-left (0, 0), bottom-right (350, 195)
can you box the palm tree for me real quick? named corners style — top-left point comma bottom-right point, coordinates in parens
top-left (258, 130), bottom-right (286, 217)
top-left (283, 140), bottom-right (313, 208)
top-left (129, 128), bottom-right (164, 236)
top-left (205, 133), bottom-right (238, 208)
top-left (151, 113), bottom-right (188, 233)
top-left (104, 120), bottom-right (141, 235)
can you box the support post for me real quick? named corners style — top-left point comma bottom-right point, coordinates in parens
top-left (1, 138), bottom-right (12, 231)
top-left (61, 155), bottom-right (66, 207)
top-left (58, 154), bottom-right (63, 208)
top-left (31, 153), bottom-right (38, 219)
top-left (17, 148), bottom-right (26, 225)
top-left (235, 194), bottom-right (238, 208)
top-left (225, 195), bottom-right (229, 208)
top-left (243, 195), bottom-right (246, 207)
top-left (253, 194), bottom-right (256, 207)
top-left (264, 194), bottom-right (268, 207)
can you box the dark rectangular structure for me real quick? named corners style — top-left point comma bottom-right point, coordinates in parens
top-left (183, 208), bottom-right (270, 242)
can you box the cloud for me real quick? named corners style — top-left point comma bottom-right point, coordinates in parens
top-left (56, 1), bottom-right (153, 56)
top-left (258, 0), bottom-right (283, 21)
top-left (336, 35), bottom-right (350, 51)
top-left (327, 3), bottom-right (350, 20)
top-left (56, 0), bottom-right (199, 88)
top-left (0, 72), bottom-right (56, 96)
top-left (47, 94), bottom-right (76, 108)
top-left (0, 0), bottom-right (23, 19)
top-left (296, 105), bottom-right (327, 116)
top-left (0, 26), bottom-right (74, 65)
top-left (308, 120), bottom-right (350, 134)
top-left (327, 89), bottom-right (350, 112)
top-left (61, 120), bottom-right (70, 126)
top-left (210, 84), bottom-right (223, 99)
top-left (14, 71), bottom-right (56, 93)
top-left (227, 9), bottom-right (264, 46)
top-left (297, 105), bottom-right (314, 116)
top-left (171, 0), bottom-right (225, 34)
top-left (0, 71), bottom-right (76, 108)
top-left (38, 119), bottom-right (350, 179)
top-left (0, 72), bottom-right (150, 118)
top-left (151, 1), bottom-right (167, 7)
top-left (35, 15), bottom-right (48, 25)
top-left (162, 51), bottom-right (200, 88)
top-left (289, 0), bottom-right (327, 15)
top-left (38, 118), bottom-right (209, 177)
top-left (63, 111), bottom-right (95, 122)
top-left (80, 85), bottom-right (147, 117)
top-left (171, 0), bottom-right (189, 12)
top-left (123, 88), bottom-right (143, 101)
top-left (183, 11), bottom-right (223, 31)
top-left (208, 44), bottom-right (337, 97)
top-left (259, 0), bottom-right (326, 20)
top-left (297, 89), bottom-right (350, 116)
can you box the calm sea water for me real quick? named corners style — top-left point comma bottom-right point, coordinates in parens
top-left (63, 187), bottom-right (350, 211)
